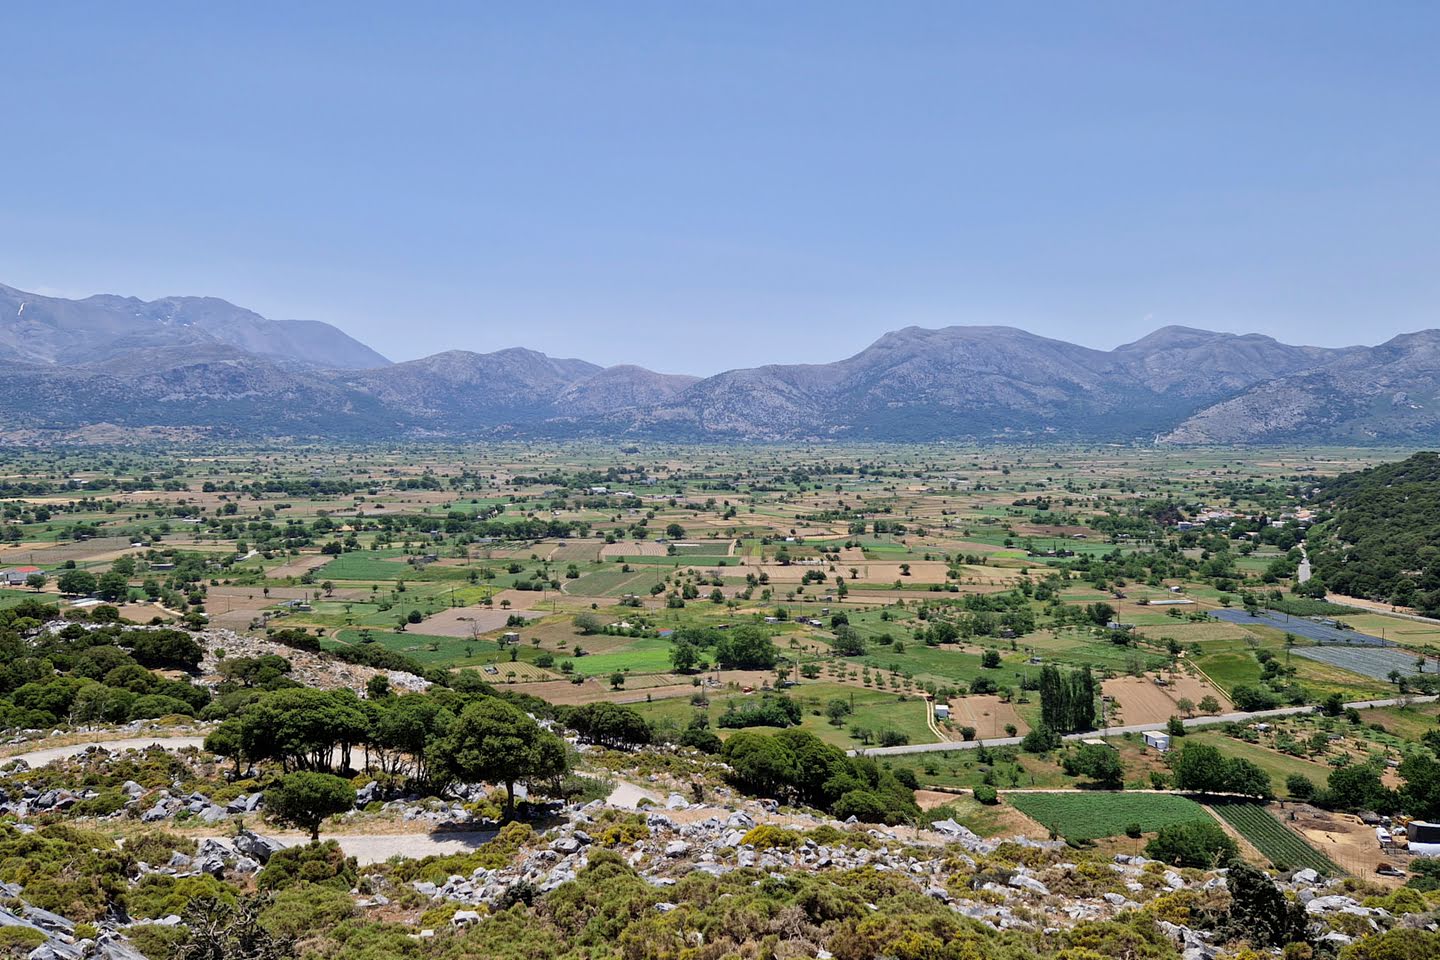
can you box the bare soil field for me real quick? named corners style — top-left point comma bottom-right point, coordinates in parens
top-left (496, 669), bottom-right (779, 706)
top-left (944, 694), bottom-right (1029, 738)
top-left (0, 536), bottom-right (137, 565)
top-left (1280, 802), bottom-right (1404, 884)
top-left (1100, 673), bottom-right (1231, 726)
top-left (267, 553), bottom-right (333, 579)
top-left (549, 540), bottom-right (605, 563)
top-left (600, 541), bottom-right (667, 558)
top-left (417, 605), bottom-right (543, 638)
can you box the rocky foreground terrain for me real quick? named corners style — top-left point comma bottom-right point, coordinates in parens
top-left (0, 734), bottom-right (1432, 960)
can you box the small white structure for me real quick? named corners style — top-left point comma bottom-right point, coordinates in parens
top-left (1144, 731), bottom-right (1172, 752)
top-left (934, 704), bottom-right (950, 721)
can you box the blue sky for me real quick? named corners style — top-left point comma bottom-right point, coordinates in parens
top-left (3, 3), bottom-right (1437, 372)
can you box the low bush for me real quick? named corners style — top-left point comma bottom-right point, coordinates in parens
top-left (256, 840), bottom-right (357, 892)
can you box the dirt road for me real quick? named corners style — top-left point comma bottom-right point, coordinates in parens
top-left (1, 735), bottom-right (208, 767)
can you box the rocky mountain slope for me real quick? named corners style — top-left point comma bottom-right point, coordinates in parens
top-left (0, 283), bottom-right (390, 370)
top-left (1160, 331), bottom-right (1440, 443)
top-left (5, 281), bottom-right (1440, 443)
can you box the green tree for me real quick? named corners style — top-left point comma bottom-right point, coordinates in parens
top-left (1285, 773), bottom-right (1317, 801)
top-left (669, 640), bottom-right (700, 673)
top-left (264, 771), bottom-right (356, 842)
top-left (1145, 819), bottom-right (1237, 868)
top-left (1171, 741), bottom-right (1229, 793)
top-left (237, 688), bottom-right (370, 773)
top-left (56, 569), bottom-right (97, 596)
top-left (1062, 743), bottom-right (1124, 789)
top-left (567, 702), bottom-right (651, 749)
top-left (96, 570), bottom-right (130, 602)
top-left (1221, 861), bottom-right (1310, 947)
top-left (429, 697), bottom-right (568, 820)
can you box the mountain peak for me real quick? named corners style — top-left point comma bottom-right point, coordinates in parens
top-left (0, 282), bottom-right (390, 369)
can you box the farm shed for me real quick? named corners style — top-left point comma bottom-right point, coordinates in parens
top-left (1143, 731), bottom-right (1171, 752)
top-left (1407, 821), bottom-right (1440, 844)
top-left (934, 704), bottom-right (950, 720)
top-left (0, 566), bottom-right (41, 586)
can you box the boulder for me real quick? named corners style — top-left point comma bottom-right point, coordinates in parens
top-left (1007, 874), bottom-right (1049, 896)
top-left (233, 829), bottom-right (285, 864)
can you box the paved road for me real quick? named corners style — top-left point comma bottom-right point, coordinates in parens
top-left (1297, 547), bottom-right (1312, 584)
top-left (851, 695), bottom-right (1438, 757)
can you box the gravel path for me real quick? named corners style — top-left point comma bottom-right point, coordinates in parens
top-left (607, 780), bottom-right (660, 809)
top-left (322, 830), bottom-right (498, 864)
top-left (1, 735), bottom-right (208, 768)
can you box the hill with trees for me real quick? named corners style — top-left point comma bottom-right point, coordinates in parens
top-left (1307, 451), bottom-right (1440, 614)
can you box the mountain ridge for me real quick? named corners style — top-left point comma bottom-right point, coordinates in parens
top-left (2, 281), bottom-right (1437, 444)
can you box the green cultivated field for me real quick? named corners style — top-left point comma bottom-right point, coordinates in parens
top-left (1006, 791), bottom-right (1212, 842)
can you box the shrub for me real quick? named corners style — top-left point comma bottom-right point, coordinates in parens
top-left (1339, 928), bottom-right (1440, 960)
top-left (1021, 725), bottom-right (1061, 753)
top-left (740, 825), bottom-right (803, 850)
top-left (832, 790), bottom-right (891, 822)
top-left (126, 831), bottom-right (197, 865)
top-left (129, 874), bottom-right (236, 919)
top-left (0, 927), bottom-right (45, 954)
top-left (973, 784), bottom-right (999, 805)
top-left (126, 923), bottom-right (188, 960)
top-left (256, 840), bottom-right (356, 892)
top-left (257, 883), bottom-right (355, 941)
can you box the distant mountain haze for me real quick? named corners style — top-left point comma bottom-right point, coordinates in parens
top-left (0, 282), bottom-right (1433, 444)
top-left (0, 283), bottom-right (390, 370)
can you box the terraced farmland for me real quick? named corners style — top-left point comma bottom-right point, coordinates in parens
top-left (1207, 801), bottom-right (1342, 875)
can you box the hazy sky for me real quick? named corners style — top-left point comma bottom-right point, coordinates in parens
top-left (3, 3), bottom-right (1438, 373)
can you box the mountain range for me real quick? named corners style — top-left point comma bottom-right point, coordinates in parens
top-left (2, 282), bottom-right (1438, 444)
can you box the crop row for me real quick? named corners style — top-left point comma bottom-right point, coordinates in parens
top-left (1208, 802), bottom-right (1342, 875)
